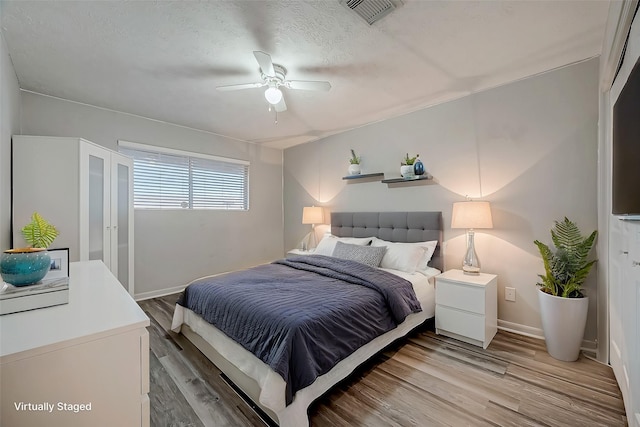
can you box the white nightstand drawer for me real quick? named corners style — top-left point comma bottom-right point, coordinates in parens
top-left (436, 281), bottom-right (485, 314)
top-left (435, 305), bottom-right (485, 341)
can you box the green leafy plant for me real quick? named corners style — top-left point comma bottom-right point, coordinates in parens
top-left (534, 218), bottom-right (597, 298)
top-left (349, 149), bottom-right (360, 165)
top-left (21, 212), bottom-right (59, 249)
top-left (401, 153), bottom-right (418, 166)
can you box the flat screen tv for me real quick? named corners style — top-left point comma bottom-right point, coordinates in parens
top-left (612, 56), bottom-right (640, 219)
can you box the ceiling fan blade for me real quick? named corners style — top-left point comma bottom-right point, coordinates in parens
top-left (287, 80), bottom-right (331, 91)
top-left (274, 97), bottom-right (287, 112)
top-left (216, 82), bottom-right (265, 91)
top-left (253, 51), bottom-right (275, 77)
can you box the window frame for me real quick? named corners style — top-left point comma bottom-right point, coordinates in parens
top-left (117, 140), bottom-right (250, 211)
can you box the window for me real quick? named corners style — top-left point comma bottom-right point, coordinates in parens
top-left (118, 140), bottom-right (249, 210)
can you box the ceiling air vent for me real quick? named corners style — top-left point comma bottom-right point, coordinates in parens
top-left (340, 0), bottom-right (403, 25)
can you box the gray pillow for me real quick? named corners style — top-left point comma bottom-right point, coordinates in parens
top-left (332, 241), bottom-right (387, 268)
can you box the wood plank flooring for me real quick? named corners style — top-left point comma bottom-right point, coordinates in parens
top-left (138, 294), bottom-right (627, 427)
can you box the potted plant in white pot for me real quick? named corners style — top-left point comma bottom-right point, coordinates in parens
top-left (348, 149), bottom-right (361, 175)
top-left (400, 153), bottom-right (418, 178)
top-left (534, 217), bottom-right (597, 361)
top-left (0, 212), bottom-right (59, 286)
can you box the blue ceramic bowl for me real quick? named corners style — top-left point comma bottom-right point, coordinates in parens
top-left (0, 249), bottom-right (51, 286)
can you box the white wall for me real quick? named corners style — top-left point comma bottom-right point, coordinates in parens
top-left (0, 32), bottom-right (21, 251)
top-left (284, 59), bottom-right (600, 342)
top-left (605, 6), bottom-right (640, 424)
top-left (19, 92), bottom-right (284, 298)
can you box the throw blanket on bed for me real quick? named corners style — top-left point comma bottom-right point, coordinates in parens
top-left (177, 255), bottom-right (421, 405)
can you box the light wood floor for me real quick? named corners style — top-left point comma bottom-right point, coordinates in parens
top-left (139, 294), bottom-right (627, 427)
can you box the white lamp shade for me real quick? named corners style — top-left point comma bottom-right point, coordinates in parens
top-left (451, 201), bottom-right (493, 229)
top-left (264, 87), bottom-right (283, 104)
top-left (302, 206), bottom-right (324, 225)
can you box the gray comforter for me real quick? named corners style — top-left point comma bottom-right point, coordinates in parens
top-left (177, 255), bottom-right (422, 404)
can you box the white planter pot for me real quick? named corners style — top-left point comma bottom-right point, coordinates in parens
top-left (400, 165), bottom-right (414, 178)
top-left (538, 289), bottom-right (589, 361)
top-left (348, 164), bottom-right (361, 175)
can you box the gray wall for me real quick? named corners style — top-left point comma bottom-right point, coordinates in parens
top-left (284, 59), bottom-right (599, 341)
top-left (19, 92), bottom-right (284, 297)
top-left (0, 32), bottom-right (21, 251)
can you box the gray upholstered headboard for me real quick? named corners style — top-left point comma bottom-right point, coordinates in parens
top-left (330, 212), bottom-right (443, 272)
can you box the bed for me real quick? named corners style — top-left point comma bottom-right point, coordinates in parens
top-left (171, 211), bottom-right (443, 426)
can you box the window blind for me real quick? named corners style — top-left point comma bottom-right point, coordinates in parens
top-left (118, 141), bottom-right (249, 210)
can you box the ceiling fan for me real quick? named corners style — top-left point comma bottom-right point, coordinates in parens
top-left (216, 51), bottom-right (331, 113)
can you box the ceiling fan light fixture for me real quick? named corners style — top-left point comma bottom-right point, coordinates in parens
top-left (264, 86), bottom-right (283, 105)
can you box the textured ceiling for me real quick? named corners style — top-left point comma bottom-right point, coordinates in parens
top-left (1, 0), bottom-right (609, 149)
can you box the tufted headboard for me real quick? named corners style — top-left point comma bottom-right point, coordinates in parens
top-left (330, 211), bottom-right (443, 272)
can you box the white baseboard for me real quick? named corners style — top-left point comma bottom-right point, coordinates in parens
top-left (497, 319), bottom-right (598, 353)
top-left (134, 285), bottom-right (186, 302)
top-left (497, 319), bottom-right (545, 340)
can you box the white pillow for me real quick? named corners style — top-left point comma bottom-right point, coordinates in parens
top-left (371, 239), bottom-right (426, 273)
top-left (314, 235), bottom-right (373, 256)
top-left (371, 238), bottom-right (439, 273)
top-left (417, 240), bottom-right (438, 270)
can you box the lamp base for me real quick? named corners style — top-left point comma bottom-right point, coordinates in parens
top-left (462, 265), bottom-right (481, 275)
top-left (461, 230), bottom-right (481, 275)
top-left (303, 227), bottom-right (318, 250)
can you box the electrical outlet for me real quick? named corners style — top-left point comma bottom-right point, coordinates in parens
top-left (505, 287), bottom-right (516, 302)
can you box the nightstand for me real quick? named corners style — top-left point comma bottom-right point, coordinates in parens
top-left (435, 269), bottom-right (497, 349)
top-left (286, 249), bottom-right (316, 257)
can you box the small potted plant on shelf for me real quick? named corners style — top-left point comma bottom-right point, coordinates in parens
top-left (0, 212), bottom-right (59, 286)
top-left (534, 217), bottom-right (597, 361)
top-left (400, 153), bottom-right (418, 178)
top-left (348, 149), bottom-right (361, 175)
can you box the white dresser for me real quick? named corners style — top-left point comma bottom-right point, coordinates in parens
top-left (435, 269), bottom-right (498, 349)
top-left (0, 261), bottom-right (150, 427)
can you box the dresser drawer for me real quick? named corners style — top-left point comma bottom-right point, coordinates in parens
top-left (436, 279), bottom-right (485, 314)
top-left (435, 305), bottom-right (485, 341)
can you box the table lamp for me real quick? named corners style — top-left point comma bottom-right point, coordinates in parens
top-left (302, 206), bottom-right (324, 250)
top-left (451, 201), bottom-right (493, 274)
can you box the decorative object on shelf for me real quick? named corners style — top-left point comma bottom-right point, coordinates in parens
top-left (534, 218), bottom-right (597, 362)
top-left (400, 153), bottom-right (418, 178)
top-left (0, 249), bottom-right (51, 287)
top-left (451, 200), bottom-right (493, 275)
top-left (22, 212), bottom-right (60, 249)
top-left (302, 206), bottom-right (325, 249)
top-left (348, 149), bottom-right (361, 175)
top-left (44, 248), bottom-right (70, 280)
top-left (413, 155), bottom-right (425, 176)
top-left (0, 212), bottom-right (59, 286)
top-left (0, 276), bottom-right (69, 315)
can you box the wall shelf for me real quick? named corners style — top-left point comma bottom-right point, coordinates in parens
top-left (381, 175), bottom-right (436, 187)
top-left (342, 172), bottom-right (384, 182)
